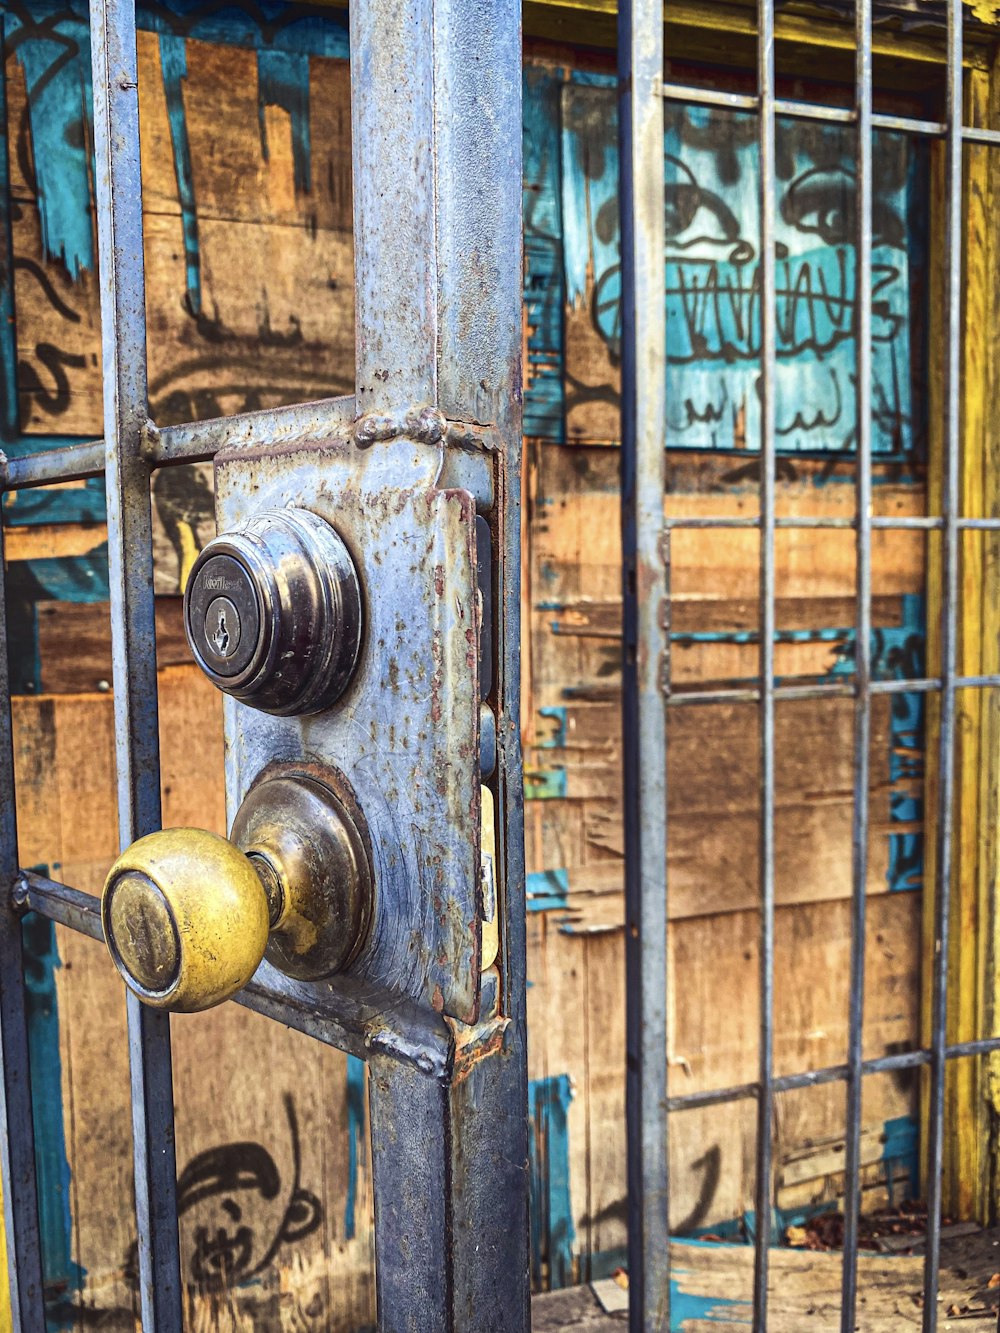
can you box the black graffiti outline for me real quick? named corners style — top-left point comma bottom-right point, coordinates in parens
top-left (122, 1092), bottom-right (323, 1295)
top-left (17, 342), bottom-right (86, 417)
top-left (13, 255), bottom-right (82, 324)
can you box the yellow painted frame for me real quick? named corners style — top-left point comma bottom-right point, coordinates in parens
top-left (923, 48), bottom-right (1000, 1224)
top-left (523, 0), bottom-right (995, 70)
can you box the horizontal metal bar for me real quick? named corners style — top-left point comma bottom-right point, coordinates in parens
top-left (14, 870), bottom-right (454, 1073)
top-left (152, 394), bottom-right (357, 466)
top-left (2, 441), bottom-right (107, 489)
top-left (667, 674), bottom-right (1000, 707)
top-left (668, 1037), bottom-right (1000, 1113)
top-left (664, 515), bottom-right (1000, 531)
top-left (0, 395), bottom-right (358, 493)
top-left (661, 80), bottom-right (961, 139)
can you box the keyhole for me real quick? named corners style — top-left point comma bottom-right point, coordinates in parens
top-left (213, 608), bottom-right (230, 656)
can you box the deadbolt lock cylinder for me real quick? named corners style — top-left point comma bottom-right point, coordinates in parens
top-left (102, 773), bottom-right (374, 1012)
top-left (183, 507), bottom-right (363, 716)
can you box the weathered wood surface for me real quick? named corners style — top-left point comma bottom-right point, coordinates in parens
top-left (534, 1223), bottom-right (1000, 1331)
top-left (3, 14), bottom-right (937, 1323)
top-left (6, 36), bottom-right (355, 440)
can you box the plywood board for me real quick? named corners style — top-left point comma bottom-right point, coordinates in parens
top-left (10, 671), bottom-right (376, 1329)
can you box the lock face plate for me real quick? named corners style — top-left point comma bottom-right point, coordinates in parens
top-left (187, 556), bottom-right (260, 677)
top-left (184, 507), bottom-right (363, 715)
top-left (215, 432), bottom-right (487, 1026)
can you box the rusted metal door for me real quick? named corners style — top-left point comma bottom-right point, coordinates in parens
top-left (0, 1), bottom-right (529, 1329)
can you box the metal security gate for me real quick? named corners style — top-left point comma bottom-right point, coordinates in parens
top-left (618, 2), bottom-right (1000, 1332)
top-left (0, 1), bottom-right (528, 1330)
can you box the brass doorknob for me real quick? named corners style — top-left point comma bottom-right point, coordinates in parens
top-left (102, 773), bottom-right (373, 1012)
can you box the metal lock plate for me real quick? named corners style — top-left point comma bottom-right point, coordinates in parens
top-left (215, 434), bottom-right (490, 1026)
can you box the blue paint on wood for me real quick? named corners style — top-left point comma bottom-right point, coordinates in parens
top-left (526, 868), bottom-right (569, 912)
top-left (257, 48), bottom-right (311, 194)
top-left (884, 595), bottom-right (925, 894)
top-left (882, 1114), bottom-right (918, 1205)
top-left (2, 0), bottom-right (350, 294)
top-left (827, 595), bottom-right (925, 892)
top-left (528, 1074), bottom-right (575, 1290)
top-left (10, 12), bottom-right (95, 277)
top-left (537, 705), bottom-right (568, 749)
top-left (343, 1053), bottom-right (365, 1241)
top-left (158, 34), bottom-right (201, 315)
top-left (21, 897), bottom-right (85, 1322)
top-left (3, 479), bottom-right (105, 526)
top-left (524, 767), bottom-right (567, 801)
top-left (22, 543), bottom-right (109, 603)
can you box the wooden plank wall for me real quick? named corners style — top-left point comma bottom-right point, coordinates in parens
top-left (1, 5), bottom-right (933, 1325)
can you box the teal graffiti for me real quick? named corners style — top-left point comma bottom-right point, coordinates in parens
top-left (523, 64), bottom-right (565, 441)
top-left (257, 48), bottom-right (311, 194)
top-left (1, 12), bottom-right (18, 444)
top-left (828, 594), bottom-right (925, 893)
top-left (524, 767), bottom-right (566, 801)
top-left (9, 10), bottom-right (94, 277)
top-left (560, 73), bottom-right (924, 455)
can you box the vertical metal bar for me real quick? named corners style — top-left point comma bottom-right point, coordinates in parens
top-left (368, 1045), bottom-right (529, 1333)
top-left (350, 2), bottom-right (436, 418)
top-left (0, 13), bottom-right (20, 447)
top-left (924, 3), bottom-right (962, 1329)
top-left (0, 28), bottom-right (44, 1326)
top-left (351, 1), bottom-right (529, 1326)
top-left (617, 1), bottom-right (669, 1330)
top-left (89, 0), bottom-right (183, 1326)
top-left (753, 0), bottom-right (777, 1326)
top-left (0, 513), bottom-right (46, 1331)
top-left (840, 2), bottom-right (873, 1327)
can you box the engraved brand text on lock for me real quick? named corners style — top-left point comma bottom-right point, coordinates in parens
top-left (204, 576), bottom-right (243, 591)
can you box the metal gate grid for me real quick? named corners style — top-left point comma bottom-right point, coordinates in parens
top-left (0, 0), bottom-right (998, 1331)
top-left (619, 2), bottom-right (1000, 1332)
top-left (0, 0), bottom-right (531, 1327)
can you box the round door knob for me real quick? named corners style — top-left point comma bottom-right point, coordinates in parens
top-left (102, 828), bottom-right (269, 1013)
top-left (102, 772), bottom-right (374, 1012)
top-left (183, 507), bottom-right (363, 716)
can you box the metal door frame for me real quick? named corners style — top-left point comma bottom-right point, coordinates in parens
top-left (0, 1), bottom-right (529, 1329)
top-left (617, 2), bottom-right (1000, 1331)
